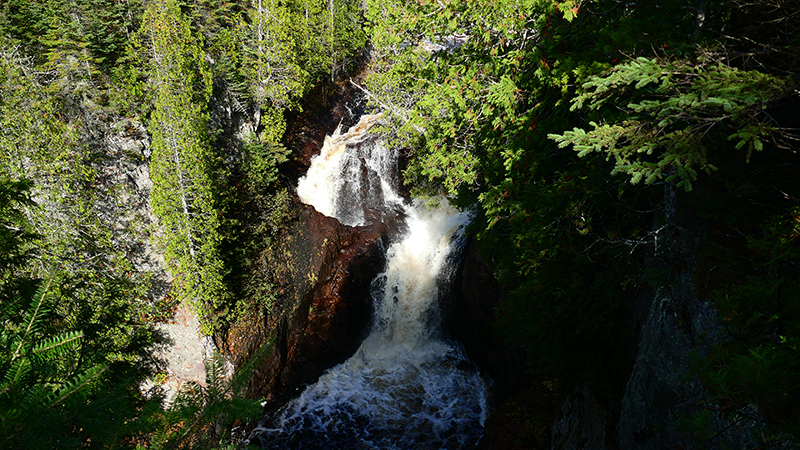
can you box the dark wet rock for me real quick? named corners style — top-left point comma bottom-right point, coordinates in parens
top-left (446, 239), bottom-right (523, 402)
top-left (616, 241), bottom-right (757, 450)
top-left (471, 205), bottom-right (761, 449)
top-left (222, 200), bottom-right (394, 406)
top-left (477, 377), bottom-right (559, 450)
top-left (553, 212), bottom-right (758, 449)
top-left (281, 79), bottom-right (369, 183)
top-left (552, 387), bottom-right (612, 450)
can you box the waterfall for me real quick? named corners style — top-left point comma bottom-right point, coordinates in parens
top-left (297, 114), bottom-right (404, 227)
top-left (250, 115), bottom-right (488, 449)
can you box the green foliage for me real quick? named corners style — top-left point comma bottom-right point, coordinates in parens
top-left (0, 0), bottom-right (141, 74)
top-left (0, 179), bottom-right (37, 288)
top-left (238, 0), bottom-right (366, 110)
top-left (693, 207), bottom-right (800, 439)
top-left (0, 272), bottom-right (156, 449)
top-left (1, 39), bottom-right (160, 367)
top-left (108, 0), bottom-right (368, 340)
top-left (2, 0), bottom-right (797, 446)
top-left (0, 44), bottom-right (86, 185)
top-left (0, 176), bottom-right (165, 448)
top-left (361, 1), bottom-right (800, 417)
top-left (362, 0), bottom-right (663, 396)
top-left (146, 345), bottom-right (270, 450)
top-left (140, 0), bottom-right (229, 334)
top-left (364, 0), bottom-right (558, 199)
top-left (1, 0), bottom-right (367, 446)
top-left (241, 138), bottom-right (290, 189)
top-left (675, 409), bottom-right (716, 444)
top-left (549, 57), bottom-right (791, 190)
top-left (241, 0), bottom-right (312, 107)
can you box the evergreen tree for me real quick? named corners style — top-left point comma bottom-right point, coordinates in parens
top-left (548, 56), bottom-right (791, 191)
top-left (0, 179), bottom-right (37, 294)
top-left (241, 0), bottom-right (315, 109)
top-left (362, 0), bottom-right (800, 443)
top-left (141, 0), bottom-right (229, 334)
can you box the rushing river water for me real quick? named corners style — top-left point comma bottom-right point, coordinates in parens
top-left (248, 116), bottom-right (488, 449)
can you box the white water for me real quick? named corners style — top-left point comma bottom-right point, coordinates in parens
top-left (251, 116), bottom-right (488, 449)
top-left (297, 114), bottom-right (404, 227)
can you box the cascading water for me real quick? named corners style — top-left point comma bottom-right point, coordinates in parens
top-left (249, 115), bottom-right (489, 449)
top-left (297, 114), bottom-right (405, 227)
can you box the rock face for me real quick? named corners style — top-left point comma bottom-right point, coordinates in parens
top-left (446, 239), bottom-right (523, 402)
top-left (220, 78), bottom-right (520, 434)
top-left (219, 77), bottom-right (394, 410)
top-left (100, 117), bottom-right (214, 401)
top-left (223, 201), bottom-right (393, 406)
top-left (100, 117), bottom-right (167, 294)
top-left (550, 218), bottom-right (758, 449)
top-left (551, 387), bottom-right (611, 450)
top-left (282, 79), bottom-right (368, 183)
top-left (615, 225), bottom-right (756, 450)
top-left (466, 193), bottom-right (762, 449)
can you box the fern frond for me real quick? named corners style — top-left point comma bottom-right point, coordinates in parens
top-left (46, 364), bottom-right (107, 409)
top-left (20, 384), bottom-right (52, 415)
top-left (0, 295), bottom-right (23, 321)
top-left (1, 355), bottom-right (31, 395)
top-left (219, 396), bottom-right (263, 421)
top-left (204, 352), bottom-right (227, 403)
top-left (170, 381), bottom-right (205, 415)
top-left (11, 273), bottom-right (57, 364)
top-left (0, 405), bottom-right (24, 424)
top-left (31, 330), bottom-right (83, 359)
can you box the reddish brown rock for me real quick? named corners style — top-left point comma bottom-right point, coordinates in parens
top-left (222, 200), bottom-right (395, 406)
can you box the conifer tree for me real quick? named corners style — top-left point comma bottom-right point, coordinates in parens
top-left (142, 0), bottom-right (229, 333)
top-left (548, 57), bottom-right (791, 191)
top-left (0, 179), bottom-right (37, 292)
top-left (242, 0), bottom-right (312, 109)
top-left (1, 34), bottom-right (162, 406)
top-left (0, 39), bottom-right (99, 278)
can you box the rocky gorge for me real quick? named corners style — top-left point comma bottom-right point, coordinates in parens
top-left (4, 1), bottom-right (798, 448)
top-left (97, 76), bottom-right (796, 449)
top-left (217, 87), bottom-right (795, 449)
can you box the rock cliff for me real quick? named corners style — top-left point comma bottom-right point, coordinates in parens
top-left (223, 201), bottom-right (393, 405)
